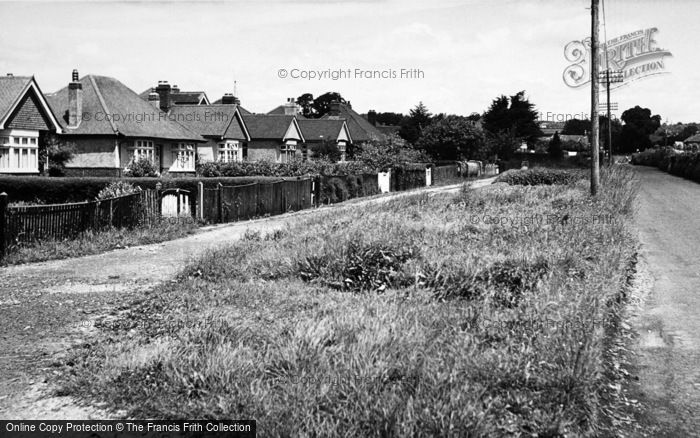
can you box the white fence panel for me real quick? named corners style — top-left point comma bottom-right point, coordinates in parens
top-left (378, 171), bottom-right (391, 193)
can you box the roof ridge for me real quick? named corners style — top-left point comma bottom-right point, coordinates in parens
top-left (89, 75), bottom-right (118, 134)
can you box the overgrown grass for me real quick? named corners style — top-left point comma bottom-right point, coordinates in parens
top-left (495, 168), bottom-right (585, 186)
top-left (1, 219), bottom-right (199, 265)
top-left (59, 166), bottom-right (638, 436)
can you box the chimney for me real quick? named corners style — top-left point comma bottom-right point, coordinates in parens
top-left (155, 81), bottom-right (172, 112)
top-left (329, 100), bottom-right (341, 117)
top-left (6, 73), bottom-right (13, 77)
top-left (367, 110), bottom-right (377, 126)
top-left (284, 97), bottom-right (298, 116)
top-left (68, 69), bottom-right (82, 128)
top-left (147, 91), bottom-right (160, 109)
top-left (221, 93), bottom-right (239, 105)
top-left (172, 85), bottom-right (180, 93)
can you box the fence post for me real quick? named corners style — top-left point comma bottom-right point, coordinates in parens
top-left (198, 181), bottom-right (204, 221)
top-left (155, 182), bottom-right (163, 217)
top-left (217, 182), bottom-right (223, 223)
top-left (0, 193), bottom-right (7, 260)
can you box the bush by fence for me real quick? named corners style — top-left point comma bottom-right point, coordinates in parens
top-left (391, 167), bottom-right (426, 192)
top-left (317, 174), bottom-right (379, 204)
top-left (432, 164), bottom-right (459, 183)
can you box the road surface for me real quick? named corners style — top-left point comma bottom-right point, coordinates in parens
top-left (632, 165), bottom-right (700, 437)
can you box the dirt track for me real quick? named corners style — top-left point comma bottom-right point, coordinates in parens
top-left (0, 179), bottom-right (491, 419)
top-left (631, 166), bottom-right (700, 437)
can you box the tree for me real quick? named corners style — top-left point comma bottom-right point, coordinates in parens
top-left (41, 133), bottom-right (76, 176)
top-left (309, 139), bottom-right (341, 162)
top-left (482, 91), bottom-right (543, 146)
top-left (562, 118), bottom-right (590, 135)
top-left (374, 112), bottom-right (405, 126)
top-left (354, 134), bottom-right (427, 171)
top-left (548, 132), bottom-right (564, 159)
top-left (294, 92), bottom-right (347, 119)
top-left (618, 105), bottom-right (661, 152)
top-left (399, 102), bottom-right (432, 144)
top-left (416, 115), bottom-right (485, 161)
top-left (295, 93), bottom-right (316, 118)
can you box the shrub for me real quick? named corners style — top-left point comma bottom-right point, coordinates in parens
top-left (96, 181), bottom-right (138, 200)
top-left (494, 168), bottom-right (583, 185)
top-left (125, 157), bottom-right (160, 177)
top-left (630, 147), bottom-right (674, 167)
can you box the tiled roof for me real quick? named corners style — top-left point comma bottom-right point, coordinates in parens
top-left (266, 105), bottom-right (306, 118)
top-left (0, 76), bottom-right (32, 123)
top-left (297, 119), bottom-right (348, 142)
top-left (139, 88), bottom-right (209, 105)
top-left (243, 114), bottom-right (299, 140)
top-left (320, 103), bottom-right (384, 142)
top-left (47, 75), bottom-right (203, 141)
top-left (684, 133), bottom-right (700, 143)
top-left (168, 104), bottom-right (249, 141)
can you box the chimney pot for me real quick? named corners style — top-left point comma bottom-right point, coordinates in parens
top-left (72, 69), bottom-right (79, 82)
top-left (6, 73), bottom-right (12, 77)
top-left (221, 93), bottom-right (238, 105)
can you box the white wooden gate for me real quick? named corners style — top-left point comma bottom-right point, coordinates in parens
top-left (161, 189), bottom-right (190, 217)
top-left (378, 171), bottom-right (391, 193)
top-left (425, 168), bottom-right (432, 186)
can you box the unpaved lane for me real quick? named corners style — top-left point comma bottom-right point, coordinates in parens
top-left (632, 166), bottom-right (700, 437)
top-left (0, 179), bottom-right (491, 419)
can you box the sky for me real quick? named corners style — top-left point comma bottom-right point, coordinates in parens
top-left (0, 0), bottom-right (697, 123)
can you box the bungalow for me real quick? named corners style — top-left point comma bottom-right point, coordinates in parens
top-left (139, 81), bottom-right (210, 107)
top-left (684, 133), bottom-right (700, 151)
top-left (168, 102), bottom-right (250, 163)
top-left (0, 74), bottom-right (63, 174)
top-left (297, 119), bottom-right (352, 162)
top-left (320, 101), bottom-right (385, 143)
top-left (242, 114), bottom-right (304, 163)
top-left (46, 70), bottom-right (204, 176)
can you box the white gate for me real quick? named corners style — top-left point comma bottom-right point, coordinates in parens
top-left (378, 171), bottom-right (391, 193)
top-left (161, 189), bottom-right (190, 217)
top-left (425, 168), bottom-right (432, 186)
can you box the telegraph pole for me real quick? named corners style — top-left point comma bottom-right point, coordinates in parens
top-left (599, 70), bottom-right (623, 165)
top-left (590, 0), bottom-right (600, 195)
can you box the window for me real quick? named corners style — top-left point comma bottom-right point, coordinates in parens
top-left (338, 141), bottom-right (347, 162)
top-left (218, 141), bottom-right (241, 163)
top-left (0, 131), bottom-right (39, 173)
top-left (129, 140), bottom-right (156, 163)
top-left (280, 140), bottom-right (296, 163)
top-left (172, 143), bottom-right (195, 171)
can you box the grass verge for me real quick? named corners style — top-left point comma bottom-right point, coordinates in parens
top-left (58, 166), bottom-right (638, 436)
top-left (1, 219), bottom-right (199, 265)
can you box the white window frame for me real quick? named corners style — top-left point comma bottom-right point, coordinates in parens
top-left (337, 140), bottom-right (347, 162)
top-left (280, 140), bottom-right (297, 163)
top-left (218, 141), bottom-right (241, 163)
top-left (171, 143), bottom-right (195, 171)
top-left (129, 139), bottom-right (156, 163)
top-left (0, 129), bottom-right (39, 173)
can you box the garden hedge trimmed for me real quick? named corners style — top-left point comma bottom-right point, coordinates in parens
top-left (0, 176), bottom-right (294, 204)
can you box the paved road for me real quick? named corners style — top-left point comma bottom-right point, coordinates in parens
top-left (633, 166), bottom-right (700, 437)
top-left (0, 178), bottom-right (493, 419)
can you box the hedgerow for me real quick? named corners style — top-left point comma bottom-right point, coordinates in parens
top-left (494, 168), bottom-right (584, 185)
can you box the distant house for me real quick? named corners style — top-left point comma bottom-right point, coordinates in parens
top-left (0, 74), bottom-right (63, 175)
top-left (168, 103), bottom-right (250, 163)
top-left (267, 98), bottom-right (304, 117)
top-left (139, 82), bottom-right (210, 107)
top-left (47, 70), bottom-right (204, 177)
top-left (242, 114), bottom-right (304, 163)
top-left (320, 101), bottom-right (385, 143)
top-left (297, 119), bottom-right (352, 162)
top-left (684, 134), bottom-right (700, 151)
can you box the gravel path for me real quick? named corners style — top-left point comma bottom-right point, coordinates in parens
top-left (631, 166), bottom-right (700, 437)
top-left (0, 179), bottom-right (492, 420)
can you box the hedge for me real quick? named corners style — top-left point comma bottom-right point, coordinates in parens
top-left (632, 148), bottom-right (700, 183)
top-left (318, 174), bottom-right (380, 204)
top-left (0, 176), bottom-right (294, 204)
top-left (494, 168), bottom-right (584, 186)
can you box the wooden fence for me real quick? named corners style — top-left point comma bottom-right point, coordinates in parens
top-left (0, 189), bottom-right (160, 258)
top-left (202, 178), bottom-right (313, 223)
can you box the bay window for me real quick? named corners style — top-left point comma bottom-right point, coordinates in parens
top-left (218, 141), bottom-right (241, 163)
top-left (0, 130), bottom-right (39, 173)
top-left (172, 143), bottom-right (195, 171)
top-left (129, 140), bottom-right (156, 163)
